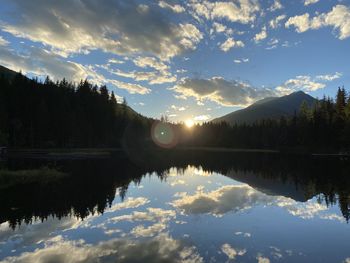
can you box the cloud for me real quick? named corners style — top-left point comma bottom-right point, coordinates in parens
top-left (1, 0), bottom-right (202, 60)
top-left (108, 58), bottom-right (125, 64)
top-left (110, 69), bottom-right (176, 85)
top-left (219, 37), bottom-right (245, 52)
top-left (221, 244), bottom-right (246, 260)
top-left (170, 77), bottom-right (276, 107)
top-left (108, 79), bottom-right (151, 95)
top-left (304, 0), bottom-right (319, 6)
top-left (0, 36), bottom-right (9, 46)
top-left (158, 1), bottom-right (185, 13)
top-left (268, 0), bottom-right (283, 12)
top-left (0, 45), bottom-right (103, 83)
top-left (190, 0), bottom-right (260, 24)
top-left (234, 58), bottom-right (249, 64)
top-left (254, 26), bottom-right (267, 43)
top-left (194, 115), bottom-right (211, 121)
top-left (276, 73), bottom-right (341, 94)
top-left (316, 72), bottom-right (342, 81)
top-left (285, 5), bottom-right (350, 40)
top-left (269, 15), bottom-right (287, 29)
top-left (1, 234), bottom-right (203, 263)
top-left (134, 56), bottom-right (169, 72)
top-left (212, 22), bottom-right (227, 33)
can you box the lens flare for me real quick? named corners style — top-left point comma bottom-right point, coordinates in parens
top-left (151, 121), bottom-right (178, 148)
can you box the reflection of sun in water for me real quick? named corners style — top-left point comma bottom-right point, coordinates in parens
top-left (185, 119), bottom-right (194, 128)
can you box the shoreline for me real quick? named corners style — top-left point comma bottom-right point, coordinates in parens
top-left (1, 147), bottom-right (349, 159)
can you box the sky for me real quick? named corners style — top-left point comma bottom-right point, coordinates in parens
top-left (0, 0), bottom-right (349, 123)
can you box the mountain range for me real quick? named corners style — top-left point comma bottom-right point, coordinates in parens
top-left (213, 91), bottom-right (317, 125)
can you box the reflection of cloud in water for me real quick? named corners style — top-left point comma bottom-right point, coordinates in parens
top-left (107, 197), bottom-right (150, 212)
top-left (1, 234), bottom-right (203, 263)
top-left (0, 217), bottom-right (79, 249)
top-left (234, 232), bottom-right (251, 238)
top-left (110, 208), bottom-right (176, 223)
top-left (170, 179), bottom-right (186, 186)
top-left (131, 222), bottom-right (167, 237)
top-left (109, 207), bottom-right (177, 238)
top-left (256, 255), bottom-right (270, 263)
top-left (171, 184), bottom-right (344, 221)
top-left (221, 243), bottom-right (246, 260)
top-left (172, 185), bottom-right (275, 216)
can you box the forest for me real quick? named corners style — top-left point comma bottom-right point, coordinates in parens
top-left (181, 87), bottom-right (350, 152)
top-left (1, 72), bottom-right (350, 152)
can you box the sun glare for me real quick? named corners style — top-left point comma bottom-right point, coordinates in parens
top-left (185, 119), bottom-right (194, 128)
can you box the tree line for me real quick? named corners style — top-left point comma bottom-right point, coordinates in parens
top-left (178, 87), bottom-right (350, 152)
top-left (1, 72), bottom-right (350, 152)
top-left (0, 73), bottom-right (151, 148)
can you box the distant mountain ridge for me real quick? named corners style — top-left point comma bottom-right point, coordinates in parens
top-left (213, 91), bottom-right (317, 125)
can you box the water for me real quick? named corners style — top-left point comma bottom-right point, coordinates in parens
top-left (0, 152), bottom-right (350, 262)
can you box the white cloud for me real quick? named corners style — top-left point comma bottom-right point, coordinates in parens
top-left (220, 37), bottom-right (245, 52)
top-left (134, 56), bottom-right (169, 72)
top-left (190, 0), bottom-right (260, 24)
top-left (221, 244), bottom-right (246, 260)
top-left (0, 36), bottom-right (9, 46)
top-left (212, 22), bottom-right (227, 33)
top-left (111, 69), bottom-right (176, 85)
top-left (108, 79), bottom-right (151, 94)
top-left (0, 45), bottom-right (103, 83)
top-left (194, 115), bottom-right (211, 121)
top-left (269, 15), bottom-right (287, 29)
top-left (1, 0), bottom-right (202, 60)
top-left (268, 0), bottom-right (283, 12)
top-left (170, 77), bottom-right (276, 107)
top-left (276, 73), bottom-right (341, 94)
top-left (304, 0), bottom-right (319, 6)
top-left (254, 26), bottom-right (267, 43)
top-left (108, 58), bottom-right (124, 64)
top-left (286, 5), bottom-right (350, 40)
top-left (158, 1), bottom-right (185, 13)
top-left (234, 58), bottom-right (249, 64)
top-left (316, 72), bottom-right (342, 81)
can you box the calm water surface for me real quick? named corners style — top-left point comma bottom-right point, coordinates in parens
top-left (0, 152), bottom-right (350, 262)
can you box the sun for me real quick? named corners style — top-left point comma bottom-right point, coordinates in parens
top-left (185, 119), bottom-right (195, 128)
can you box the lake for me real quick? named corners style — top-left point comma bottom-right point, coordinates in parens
top-left (0, 151), bottom-right (350, 263)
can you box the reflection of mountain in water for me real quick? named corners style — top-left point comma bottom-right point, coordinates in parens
top-left (226, 170), bottom-right (310, 202)
top-left (1, 150), bottom-right (350, 228)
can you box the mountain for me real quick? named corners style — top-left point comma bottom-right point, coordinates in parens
top-left (0, 65), bottom-right (17, 79)
top-left (213, 91), bottom-right (317, 125)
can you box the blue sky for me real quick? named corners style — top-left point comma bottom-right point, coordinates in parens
top-left (0, 0), bottom-right (349, 123)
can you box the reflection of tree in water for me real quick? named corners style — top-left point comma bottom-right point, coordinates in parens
top-left (1, 151), bottom-right (350, 228)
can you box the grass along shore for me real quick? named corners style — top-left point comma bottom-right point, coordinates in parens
top-left (0, 167), bottom-right (68, 189)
